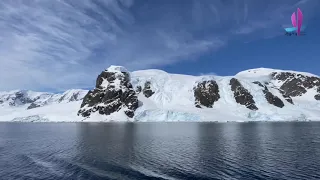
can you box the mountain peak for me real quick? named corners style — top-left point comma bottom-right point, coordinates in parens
top-left (106, 65), bottom-right (129, 73)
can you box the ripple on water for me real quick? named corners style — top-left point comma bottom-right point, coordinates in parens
top-left (0, 122), bottom-right (320, 180)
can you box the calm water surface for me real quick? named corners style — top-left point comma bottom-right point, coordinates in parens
top-left (0, 122), bottom-right (320, 180)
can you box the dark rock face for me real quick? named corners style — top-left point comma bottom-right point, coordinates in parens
top-left (230, 78), bottom-right (258, 110)
top-left (136, 86), bottom-right (142, 93)
top-left (58, 91), bottom-right (83, 102)
top-left (194, 80), bottom-right (220, 108)
top-left (268, 86), bottom-right (293, 104)
top-left (279, 91), bottom-right (294, 104)
top-left (27, 103), bottom-right (41, 109)
top-left (78, 69), bottom-right (139, 118)
top-left (143, 81), bottom-right (154, 98)
top-left (264, 91), bottom-right (284, 108)
top-left (14, 92), bottom-right (34, 104)
top-left (271, 72), bottom-right (320, 97)
top-left (315, 87), bottom-right (320, 101)
top-left (6, 91), bottom-right (36, 106)
top-left (252, 81), bottom-right (264, 88)
top-left (252, 81), bottom-right (284, 108)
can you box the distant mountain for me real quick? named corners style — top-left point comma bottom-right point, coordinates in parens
top-left (0, 89), bottom-right (88, 122)
top-left (0, 89), bottom-right (88, 109)
top-left (1, 66), bottom-right (320, 122)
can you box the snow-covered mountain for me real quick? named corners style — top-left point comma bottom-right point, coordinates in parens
top-left (1, 66), bottom-right (320, 122)
top-left (0, 89), bottom-right (88, 108)
top-left (0, 89), bottom-right (88, 122)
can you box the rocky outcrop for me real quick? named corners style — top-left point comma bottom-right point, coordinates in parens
top-left (136, 85), bottom-right (142, 93)
top-left (27, 103), bottom-right (41, 109)
top-left (78, 66), bottom-right (139, 118)
top-left (4, 91), bottom-right (36, 106)
top-left (264, 91), bottom-right (284, 108)
top-left (279, 90), bottom-right (294, 104)
top-left (230, 78), bottom-right (258, 110)
top-left (143, 81), bottom-right (155, 98)
top-left (315, 87), bottom-right (320, 101)
top-left (194, 80), bottom-right (220, 108)
top-left (58, 91), bottom-right (84, 103)
top-left (253, 81), bottom-right (284, 108)
top-left (271, 72), bottom-right (320, 97)
top-left (252, 81), bottom-right (264, 88)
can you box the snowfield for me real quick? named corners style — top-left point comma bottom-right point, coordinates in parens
top-left (1, 67), bottom-right (320, 122)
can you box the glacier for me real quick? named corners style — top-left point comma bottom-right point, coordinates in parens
top-left (1, 66), bottom-right (320, 122)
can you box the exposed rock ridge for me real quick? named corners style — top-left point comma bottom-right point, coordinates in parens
top-left (315, 87), bottom-right (320, 101)
top-left (271, 72), bottom-right (320, 100)
top-left (194, 80), bottom-right (220, 108)
top-left (143, 81), bottom-right (155, 98)
top-left (230, 78), bottom-right (258, 110)
top-left (252, 81), bottom-right (284, 108)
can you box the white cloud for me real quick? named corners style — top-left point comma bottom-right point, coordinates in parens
top-left (0, 0), bottom-right (319, 91)
top-left (199, 72), bottom-right (218, 76)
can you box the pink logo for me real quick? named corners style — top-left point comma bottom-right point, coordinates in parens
top-left (285, 8), bottom-right (306, 36)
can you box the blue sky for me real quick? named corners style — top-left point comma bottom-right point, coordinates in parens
top-left (0, 0), bottom-right (320, 91)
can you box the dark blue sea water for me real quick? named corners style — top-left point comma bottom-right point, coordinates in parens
top-left (0, 122), bottom-right (320, 180)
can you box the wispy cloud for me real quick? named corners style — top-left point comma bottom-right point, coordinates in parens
top-left (0, 0), bottom-right (319, 91)
top-left (230, 0), bottom-right (319, 36)
top-left (199, 72), bottom-right (218, 76)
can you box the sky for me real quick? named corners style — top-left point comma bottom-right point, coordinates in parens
top-left (0, 0), bottom-right (320, 91)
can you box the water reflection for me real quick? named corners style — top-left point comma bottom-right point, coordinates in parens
top-left (233, 123), bottom-right (270, 179)
top-left (1, 122), bottom-right (320, 180)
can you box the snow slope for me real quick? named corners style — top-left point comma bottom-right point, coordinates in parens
top-left (1, 67), bottom-right (320, 122)
top-left (1, 102), bottom-right (84, 122)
